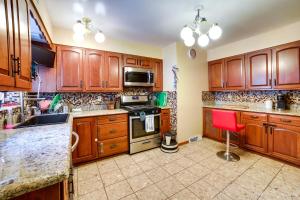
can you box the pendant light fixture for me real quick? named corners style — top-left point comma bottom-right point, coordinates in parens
top-left (72, 17), bottom-right (105, 43)
top-left (180, 6), bottom-right (222, 47)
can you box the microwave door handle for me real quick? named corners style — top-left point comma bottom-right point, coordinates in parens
top-left (148, 71), bottom-right (150, 84)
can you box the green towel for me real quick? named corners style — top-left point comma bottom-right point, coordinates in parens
top-left (50, 94), bottom-right (62, 110)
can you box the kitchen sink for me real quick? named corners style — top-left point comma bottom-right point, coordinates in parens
top-left (14, 113), bottom-right (69, 128)
top-left (222, 105), bottom-right (249, 110)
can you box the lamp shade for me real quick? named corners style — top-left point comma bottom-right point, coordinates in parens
top-left (198, 34), bottom-right (209, 47)
top-left (73, 33), bottom-right (84, 42)
top-left (180, 26), bottom-right (193, 40)
top-left (208, 24), bottom-right (222, 40)
top-left (73, 21), bottom-right (84, 34)
top-left (184, 36), bottom-right (195, 47)
top-left (95, 31), bottom-right (105, 43)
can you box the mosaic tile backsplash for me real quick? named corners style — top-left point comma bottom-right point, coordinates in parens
top-left (202, 90), bottom-right (300, 105)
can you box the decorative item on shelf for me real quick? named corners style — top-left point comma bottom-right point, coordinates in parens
top-left (180, 5), bottom-right (222, 48)
top-left (161, 131), bottom-right (178, 153)
top-left (73, 17), bottom-right (105, 43)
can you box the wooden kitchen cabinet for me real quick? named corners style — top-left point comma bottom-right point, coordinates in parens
top-left (98, 136), bottom-right (128, 158)
top-left (208, 59), bottom-right (225, 91)
top-left (246, 49), bottom-right (272, 90)
top-left (152, 59), bottom-right (163, 91)
top-left (241, 112), bottom-right (268, 153)
top-left (272, 41), bottom-right (300, 89)
top-left (268, 123), bottom-right (300, 165)
top-left (224, 55), bottom-right (245, 90)
top-left (104, 52), bottom-right (123, 91)
top-left (72, 117), bottom-right (98, 164)
top-left (123, 54), bottom-right (151, 68)
top-left (203, 108), bottom-right (221, 141)
top-left (161, 108), bottom-right (171, 135)
top-left (85, 49), bottom-right (106, 91)
top-left (56, 45), bottom-right (84, 91)
top-left (0, 0), bottom-right (32, 91)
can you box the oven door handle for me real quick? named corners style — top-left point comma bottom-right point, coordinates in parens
top-left (130, 114), bottom-right (160, 119)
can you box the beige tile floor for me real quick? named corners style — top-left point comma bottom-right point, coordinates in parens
top-left (73, 138), bottom-right (300, 200)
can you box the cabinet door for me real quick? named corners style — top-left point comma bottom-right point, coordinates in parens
top-left (140, 57), bottom-right (151, 68)
top-left (123, 54), bottom-right (139, 66)
top-left (268, 124), bottom-right (300, 165)
top-left (104, 52), bottom-right (122, 91)
top-left (0, 0), bottom-right (15, 88)
top-left (208, 59), bottom-right (225, 91)
top-left (72, 117), bottom-right (98, 164)
top-left (273, 41), bottom-right (300, 89)
top-left (203, 108), bottom-right (221, 141)
top-left (241, 119), bottom-right (268, 153)
top-left (161, 109), bottom-right (171, 135)
top-left (224, 55), bottom-right (245, 90)
top-left (84, 49), bottom-right (106, 91)
top-left (13, 0), bottom-right (31, 90)
top-left (99, 136), bottom-right (128, 158)
top-left (246, 49), bottom-right (272, 90)
top-left (152, 59), bottom-right (163, 91)
top-left (56, 45), bottom-right (84, 91)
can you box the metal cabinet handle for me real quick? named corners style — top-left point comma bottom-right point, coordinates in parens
top-left (269, 79), bottom-right (272, 86)
top-left (110, 144), bottom-right (117, 149)
top-left (72, 132), bottom-right (79, 152)
top-left (274, 79), bottom-right (277, 86)
top-left (263, 123), bottom-right (268, 133)
top-left (80, 80), bottom-right (83, 88)
top-left (11, 56), bottom-right (21, 75)
top-left (109, 129), bottom-right (117, 134)
top-left (108, 117), bottom-right (117, 121)
top-left (280, 119), bottom-right (291, 123)
top-left (251, 116), bottom-right (259, 119)
top-left (100, 143), bottom-right (104, 153)
top-left (106, 81), bottom-right (108, 88)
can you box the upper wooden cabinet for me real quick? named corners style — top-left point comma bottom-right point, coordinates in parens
top-left (56, 45), bottom-right (84, 91)
top-left (152, 59), bottom-right (163, 91)
top-left (246, 49), bottom-right (272, 90)
top-left (123, 54), bottom-right (151, 68)
top-left (208, 59), bottom-right (225, 91)
top-left (0, 0), bottom-right (32, 91)
top-left (85, 49), bottom-right (106, 91)
top-left (105, 52), bottom-right (122, 91)
top-left (273, 41), bottom-right (300, 89)
top-left (224, 55), bottom-right (245, 90)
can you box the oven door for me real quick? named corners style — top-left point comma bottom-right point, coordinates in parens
top-left (130, 114), bottom-right (160, 143)
top-left (124, 67), bottom-right (154, 86)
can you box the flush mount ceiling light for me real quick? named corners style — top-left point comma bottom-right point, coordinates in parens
top-left (180, 5), bottom-right (222, 47)
top-left (73, 17), bottom-right (105, 43)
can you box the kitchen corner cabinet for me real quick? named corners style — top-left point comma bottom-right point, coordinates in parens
top-left (161, 108), bottom-right (171, 135)
top-left (246, 49), bottom-right (272, 90)
top-left (72, 117), bottom-right (98, 164)
top-left (56, 45), bottom-right (84, 91)
top-left (72, 114), bottom-right (128, 165)
top-left (0, 0), bottom-right (31, 91)
top-left (152, 59), bottom-right (163, 91)
top-left (272, 41), bottom-right (300, 89)
top-left (208, 59), bottom-right (225, 91)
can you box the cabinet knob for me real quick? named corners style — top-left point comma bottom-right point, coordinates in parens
top-left (95, 138), bottom-right (98, 142)
top-left (100, 143), bottom-right (104, 153)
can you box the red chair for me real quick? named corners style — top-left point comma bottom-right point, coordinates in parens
top-left (212, 109), bottom-right (245, 162)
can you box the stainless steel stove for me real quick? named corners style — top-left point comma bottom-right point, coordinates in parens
top-left (121, 95), bottom-right (161, 154)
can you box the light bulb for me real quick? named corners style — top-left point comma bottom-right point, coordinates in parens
top-left (180, 26), bottom-right (193, 40)
top-left (208, 24), bottom-right (222, 40)
top-left (73, 33), bottom-right (84, 42)
top-left (73, 21), bottom-right (84, 34)
top-left (95, 31), bottom-right (105, 43)
top-left (184, 36), bottom-right (195, 47)
top-left (198, 34), bottom-right (209, 47)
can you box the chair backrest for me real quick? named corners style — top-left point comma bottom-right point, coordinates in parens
top-left (212, 109), bottom-right (238, 132)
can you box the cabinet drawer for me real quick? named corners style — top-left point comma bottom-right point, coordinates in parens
top-left (241, 112), bottom-right (267, 121)
top-left (97, 114), bottom-right (127, 124)
top-left (161, 109), bottom-right (170, 116)
top-left (98, 122), bottom-right (128, 141)
top-left (269, 115), bottom-right (300, 127)
top-left (99, 136), bottom-right (128, 157)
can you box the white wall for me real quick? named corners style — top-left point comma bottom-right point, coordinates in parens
top-left (176, 43), bottom-right (208, 142)
top-left (52, 27), bottom-right (162, 59)
top-left (208, 20), bottom-right (300, 61)
top-left (162, 43), bottom-right (177, 91)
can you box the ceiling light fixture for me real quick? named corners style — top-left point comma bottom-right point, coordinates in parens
top-left (180, 5), bottom-right (222, 47)
top-left (72, 17), bottom-right (105, 43)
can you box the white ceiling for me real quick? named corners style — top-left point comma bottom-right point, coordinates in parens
top-left (45, 0), bottom-right (300, 48)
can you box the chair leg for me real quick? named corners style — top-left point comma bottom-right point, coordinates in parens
top-left (216, 130), bottom-right (240, 162)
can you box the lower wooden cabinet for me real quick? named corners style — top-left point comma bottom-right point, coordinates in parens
top-left (72, 117), bottom-right (98, 164)
top-left (241, 112), bottom-right (268, 153)
top-left (161, 108), bottom-right (171, 135)
top-left (72, 114), bottom-right (128, 165)
top-left (203, 107), bottom-right (300, 165)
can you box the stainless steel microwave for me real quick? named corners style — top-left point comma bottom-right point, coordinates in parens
top-left (124, 67), bottom-right (154, 87)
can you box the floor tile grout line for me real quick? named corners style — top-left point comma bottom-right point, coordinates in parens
top-left (256, 164), bottom-right (285, 200)
top-left (96, 160), bottom-right (110, 200)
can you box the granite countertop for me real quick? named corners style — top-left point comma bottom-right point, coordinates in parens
top-left (0, 118), bottom-right (72, 199)
top-left (203, 102), bottom-right (300, 117)
top-left (71, 109), bottom-right (128, 118)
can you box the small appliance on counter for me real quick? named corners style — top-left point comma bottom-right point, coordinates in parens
top-left (121, 95), bottom-right (161, 154)
top-left (161, 131), bottom-right (178, 153)
top-left (276, 94), bottom-right (287, 110)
